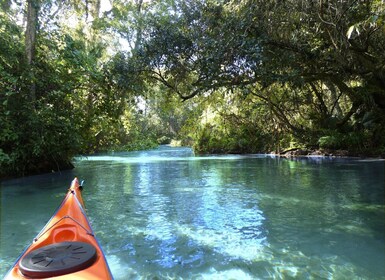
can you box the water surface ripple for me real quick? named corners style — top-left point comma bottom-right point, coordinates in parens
top-left (1, 146), bottom-right (384, 279)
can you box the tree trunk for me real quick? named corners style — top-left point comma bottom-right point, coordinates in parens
top-left (134, 0), bottom-right (144, 52)
top-left (25, 0), bottom-right (40, 104)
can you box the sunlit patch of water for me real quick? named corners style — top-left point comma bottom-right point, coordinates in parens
top-left (106, 254), bottom-right (139, 279)
top-left (195, 268), bottom-right (255, 280)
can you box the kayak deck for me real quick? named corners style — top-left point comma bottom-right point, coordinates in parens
top-left (5, 178), bottom-right (113, 279)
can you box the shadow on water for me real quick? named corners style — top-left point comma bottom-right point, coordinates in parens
top-left (1, 146), bottom-right (384, 279)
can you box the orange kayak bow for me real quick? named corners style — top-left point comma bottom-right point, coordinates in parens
top-left (5, 178), bottom-right (113, 279)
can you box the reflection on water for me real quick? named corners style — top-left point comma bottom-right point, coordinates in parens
top-left (1, 146), bottom-right (384, 279)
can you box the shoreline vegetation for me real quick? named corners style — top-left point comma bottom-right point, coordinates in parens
top-left (1, 1), bottom-right (385, 179)
top-left (1, 144), bottom-right (384, 181)
top-left (275, 148), bottom-right (385, 159)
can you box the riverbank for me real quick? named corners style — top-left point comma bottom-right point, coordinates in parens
top-left (277, 148), bottom-right (385, 159)
top-left (2, 145), bottom-right (384, 181)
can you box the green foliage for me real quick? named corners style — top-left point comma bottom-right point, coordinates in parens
top-left (125, 0), bottom-right (385, 155)
top-left (0, 2), bottom-right (159, 178)
top-left (178, 91), bottom-right (275, 154)
top-left (318, 134), bottom-right (344, 150)
top-left (193, 122), bottom-right (269, 154)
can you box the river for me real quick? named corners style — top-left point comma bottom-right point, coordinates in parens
top-left (1, 146), bottom-right (384, 279)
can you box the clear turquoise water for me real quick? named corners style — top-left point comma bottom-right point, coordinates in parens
top-left (1, 146), bottom-right (384, 279)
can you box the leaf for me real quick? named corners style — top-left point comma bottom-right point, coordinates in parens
top-left (346, 25), bottom-right (355, 39)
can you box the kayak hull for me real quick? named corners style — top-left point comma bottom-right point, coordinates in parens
top-left (4, 178), bottom-right (113, 280)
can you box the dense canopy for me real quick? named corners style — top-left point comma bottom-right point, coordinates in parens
top-left (1, 0), bottom-right (385, 178)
